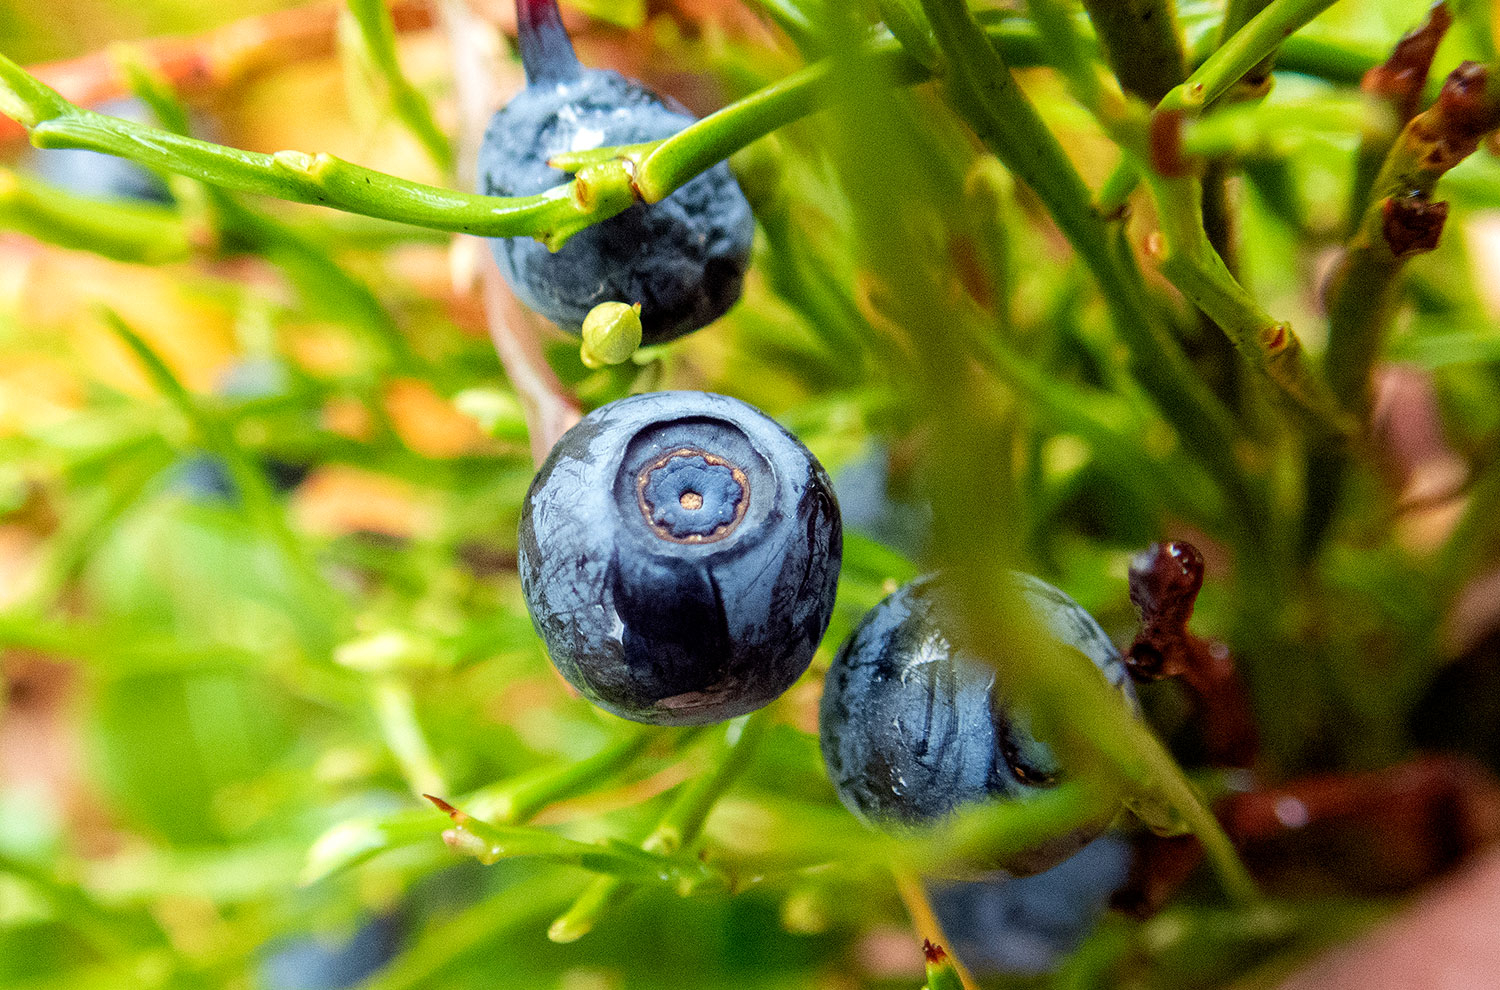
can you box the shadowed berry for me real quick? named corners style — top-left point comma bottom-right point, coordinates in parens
top-left (478, 0), bottom-right (755, 345)
top-left (518, 391), bottom-right (841, 725)
top-left (29, 98), bottom-right (173, 204)
top-left (819, 574), bottom-right (1136, 874)
top-left (261, 913), bottom-right (403, 990)
top-left (929, 833), bottom-right (1132, 975)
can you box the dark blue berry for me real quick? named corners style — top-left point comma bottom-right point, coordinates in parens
top-left (477, 0), bottom-right (755, 345)
top-left (818, 573), bottom-right (1135, 874)
top-left (518, 391), bottom-right (841, 725)
top-left (29, 98), bottom-right (173, 204)
top-left (929, 833), bottom-right (1132, 975)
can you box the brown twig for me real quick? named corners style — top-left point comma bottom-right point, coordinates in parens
top-left (438, 0), bottom-right (581, 465)
top-left (1325, 58), bottom-right (1500, 416)
top-left (1117, 755), bottom-right (1500, 913)
top-left (1126, 541), bottom-right (1260, 767)
top-left (480, 257), bottom-right (582, 464)
top-left (1363, 2), bottom-right (1454, 125)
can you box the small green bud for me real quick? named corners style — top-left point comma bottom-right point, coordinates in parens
top-left (454, 387), bottom-right (527, 439)
top-left (580, 301), bottom-right (643, 369)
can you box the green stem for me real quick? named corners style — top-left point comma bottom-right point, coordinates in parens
top-left (426, 796), bottom-right (722, 888)
top-left (345, 0), bottom-right (453, 173)
top-left (360, 877), bottom-right (580, 990)
top-left (1219, 0), bottom-right (1274, 41)
top-left (548, 711), bottom-right (770, 942)
top-left (1271, 34), bottom-right (1384, 84)
top-left (0, 22), bottom-right (1381, 248)
top-left (465, 726), bottom-right (665, 824)
top-left (372, 677), bottom-right (448, 797)
top-left (1326, 63), bottom-right (1500, 416)
top-left (917, 0), bottom-right (1269, 547)
top-left (1159, 0), bottom-right (1341, 112)
top-left (1145, 172), bottom-right (1352, 435)
top-left (1076, 0), bottom-right (1186, 102)
top-left (0, 51), bottom-right (629, 247)
top-left (0, 166), bottom-right (192, 263)
top-left (101, 310), bottom-right (352, 640)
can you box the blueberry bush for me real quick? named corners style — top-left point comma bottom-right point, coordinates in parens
top-left (2, 0), bottom-right (1500, 987)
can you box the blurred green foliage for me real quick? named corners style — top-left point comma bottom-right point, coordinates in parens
top-left (1, 0), bottom-right (1500, 988)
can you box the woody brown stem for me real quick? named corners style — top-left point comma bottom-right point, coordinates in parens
top-left (437, 0), bottom-right (581, 466)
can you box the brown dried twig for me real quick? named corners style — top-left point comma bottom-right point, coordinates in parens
top-left (1325, 55), bottom-right (1500, 416)
top-left (437, 0), bottom-right (581, 465)
top-left (1126, 541), bottom-right (1260, 768)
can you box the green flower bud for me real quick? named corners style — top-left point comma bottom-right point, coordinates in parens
top-left (580, 301), bottom-right (643, 369)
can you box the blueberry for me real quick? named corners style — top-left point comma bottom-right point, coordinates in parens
top-left (477, 0), bottom-right (755, 345)
top-left (260, 914), bottom-right (403, 990)
top-left (818, 573), bottom-right (1135, 874)
top-left (28, 98), bottom-right (173, 204)
top-left (518, 390), bottom-right (841, 725)
top-left (929, 833), bottom-right (1132, 975)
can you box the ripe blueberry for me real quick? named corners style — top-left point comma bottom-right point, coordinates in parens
top-left (478, 0), bottom-right (755, 345)
top-left (29, 99), bottom-right (173, 204)
top-left (929, 833), bottom-right (1132, 975)
top-left (518, 391), bottom-right (841, 725)
top-left (818, 574), bottom-right (1136, 874)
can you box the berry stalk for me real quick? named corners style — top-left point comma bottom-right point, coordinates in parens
top-left (517, 0), bottom-right (582, 85)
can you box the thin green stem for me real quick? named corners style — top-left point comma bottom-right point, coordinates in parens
top-left (0, 22), bottom-right (1381, 249)
top-left (631, 53), bottom-right (923, 203)
top-left (101, 310), bottom-right (352, 640)
top-left (360, 877), bottom-right (581, 990)
top-left (426, 796), bottom-right (723, 888)
top-left (1219, 0), bottom-right (1274, 42)
top-left (1325, 63), bottom-right (1500, 416)
top-left (0, 166), bottom-right (192, 263)
top-left (1144, 171), bottom-right (1353, 435)
top-left (345, 0), bottom-right (453, 173)
top-left (301, 728), bottom-right (681, 883)
top-left (1076, 0), bottom-right (1186, 102)
top-left (0, 51), bottom-right (629, 247)
top-left (371, 677), bottom-right (448, 797)
top-left (549, 711), bottom-right (770, 942)
top-left (877, 0), bottom-right (940, 70)
top-left (466, 726), bottom-right (665, 825)
top-left (917, 0), bottom-right (1269, 548)
top-left (1028, 0), bottom-right (1348, 437)
top-left (1159, 0), bottom-right (1341, 112)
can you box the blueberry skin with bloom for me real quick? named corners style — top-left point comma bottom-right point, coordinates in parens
top-left (519, 391), bottom-right (841, 725)
top-left (819, 574), bottom-right (1135, 874)
top-left (478, 1), bottom-right (754, 345)
top-left (929, 833), bottom-right (1132, 975)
